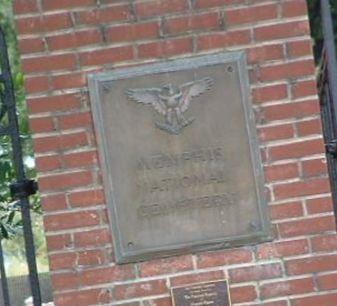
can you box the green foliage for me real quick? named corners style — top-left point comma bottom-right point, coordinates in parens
top-left (307, 0), bottom-right (337, 61)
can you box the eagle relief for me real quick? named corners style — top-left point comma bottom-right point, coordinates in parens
top-left (125, 77), bottom-right (214, 135)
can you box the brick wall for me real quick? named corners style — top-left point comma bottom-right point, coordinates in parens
top-left (12, 0), bottom-right (337, 305)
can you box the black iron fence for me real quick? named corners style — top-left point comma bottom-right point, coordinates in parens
top-left (0, 27), bottom-right (42, 305)
top-left (318, 0), bottom-right (337, 223)
top-left (1, 273), bottom-right (52, 306)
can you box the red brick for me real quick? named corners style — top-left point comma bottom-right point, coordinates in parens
top-left (135, 0), bottom-right (188, 18)
top-left (257, 239), bottom-right (309, 260)
top-left (52, 72), bottom-right (87, 90)
top-left (15, 16), bottom-right (43, 35)
top-left (258, 124), bottom-right (294, 142)
top-left (60, 132), bottom-right (89, 150)
top-left (77, 249), bottom-right (106, 267)
top-left (253, 302), bottom-right (287, 306)
top-left (226, 4), bottom-right (277, 25)
top-left (33, 136), bottom-right (61, 153)
top-left (197, 249), bottom-right (253, 268)
top-left (291, 293), bottom-right (337, 306)
top-left (194, 0), bottom-right (244, 9)
top-left (286, 255), bottom-right (337, 275)
top-left (139, 255), bottom-right (193, 277)
top-left (252, 84), bottom-right (288, 104)
top-left (28, 94), bottom-right (82, 114)
top-left (39, 170), bottom-right (93, 191)
top-left (18, 37), bottom-right (45, 54)
top-left (264, 163), bottom-right (299, 182)
top-left (229, 263), bottom-right (282, 283)
top-left (46, 234), bottom-right (72, 251)
top-left (107, 22), bottom-right (159, 43)
top-left (59, 112), bottom-right (92, 130)
top-left (311, 234), bottom-right (337, 252)
top-left (287, 39), bottom-right (312, 58)
top-left (274, 178), bottom-right (330, 201)
top-left (68, 189), bottom-right (105, 208)
top-left (164, 12), bottom-right (219, 35)
top-left (47, 29), bottom-right (101, 51)
top-left (291, 79), bottom-right (317, 98)
top-left (29, 117), bottom-right (55, 133)
top-left (81, 265), bottom-right (134, 285)
top-left (282, 0), bottom-right (308, 18)
top-left (197, 29), bottom-right (251, 50)
top-left (278, 216), bottom-right (336, 238)
top-left (260, 278), bottom-right (314, 299)
top-left (269, 139), bottom-right (324, 161)
top-left (74, 228), bottom-right (111, 248)
top-left (297, 118), bottom-right (322, 137)
top-left (16, 13), bottom-right (72, 34)
top-left (16, 13), bottom-right (73, 35)
top-left (41, 193), bottom-right (66, 211)
top-left (230, 286), bottom-right (257, 303)
top-left (302, 158), bottom-right (327, 178)
top-left (143, 298), bottom-right (170, 306)
top-left (255, 21), bottom-right (310, 42)
top-left (51, 272), bottom-right (79, 291)
top-left (270, 202), bottom-right (303, 220)
top-left (49, 252), bottom-right (77, 270)
top-left (259, 60), bottom-right (315, 82)
top-left (170, 270), bottom-right (224, 287)
top-left (36, 155), bottom-right (62, 172)
top-left (75, 5), bottom-right (130, 25)
top-left (33, 132), bottom-right (88, 153)
top-left (138, 37), bottom-right (193, 59)
top-left (306, 197), bottom-right (333, 215)
top-left (55, 288), bottom-right (113, 306)
top-left (114, 279), bottom-right (167, 300)
top-left (44, 210), bottom-right (100, 231)
top-left (63, 151), bottom-right (98, 168)
top-left (317, 273), bottom-right (337, 290)
top-left (80, 46), bottom-right (134, 66)
top-left (13, 0), bottom-right (38, 14)
top-left (247, 44), bottom-right (284, 64)
top-left (261, 99), bottom-right (320, 121)
top-left (43, 13), bottom-right (73, 32)
top-left (25, 76), bottom-right (49, 94)
top-left (22, 54), bottom-right (77, 74)
top-left (42, 0), bottom-right (95, 11)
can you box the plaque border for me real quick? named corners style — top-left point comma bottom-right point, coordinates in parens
top-left (171, 279), bottom-right (232, 306)
top-left (88, 51), bottom-right (273, 264)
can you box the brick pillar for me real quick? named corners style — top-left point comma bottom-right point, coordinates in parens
top-left (12, 0), bottom-right (337, 305)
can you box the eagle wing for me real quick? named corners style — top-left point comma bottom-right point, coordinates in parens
top-left (179, 77), bottom-right (214, 113)
top-left (125, 88), bottom-right (166, 115)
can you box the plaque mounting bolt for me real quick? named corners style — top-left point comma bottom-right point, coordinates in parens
top-left (249, 221), bottom-right (258, 231)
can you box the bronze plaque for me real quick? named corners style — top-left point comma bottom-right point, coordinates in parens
top-left (171, 280), bottom-right (231, 306)
top-left (88, 52), bottom-right (272, 263)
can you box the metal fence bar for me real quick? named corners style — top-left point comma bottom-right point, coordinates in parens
top-left (0, 240), bottom-right (10, 306)
top-left (0, 27), bottom-right (13, 306)
top-left (0, 27), bottom-right (42, 306)
top-left (321, 0), bottom-right (337, 116)
top-left (319, 0), bottom-right (337, 222)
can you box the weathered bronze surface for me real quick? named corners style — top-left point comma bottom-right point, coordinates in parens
top-left (88, 52), bottom-right (272, 263)
top-left (171, 280), bottom-right (231, 306)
